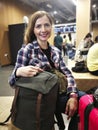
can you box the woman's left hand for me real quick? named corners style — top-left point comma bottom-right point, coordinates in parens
top-left (65, 97), bottom-right (78, 120)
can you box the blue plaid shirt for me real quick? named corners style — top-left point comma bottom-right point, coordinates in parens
top-left (9, 41), bottom-right (77, 94)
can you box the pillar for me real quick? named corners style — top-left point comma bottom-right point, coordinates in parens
top-left (76, 0), bottom-right (91, 47)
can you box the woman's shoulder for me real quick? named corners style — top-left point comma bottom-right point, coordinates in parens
top-left (25, 43), bottom-right (34, 48)
top-left (51, 45), bottom-right (61, 52)
top-left (18, 43), bottom-right (34, 54)
top-left (50, 45), bottom-right (62, 57)
top-left (23, 42), bottom-right (36, 49)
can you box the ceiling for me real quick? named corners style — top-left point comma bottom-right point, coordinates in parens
top-left (19, 0), bottom-right (76, 24)
top-left (18, 0), bottom-right (98, 24)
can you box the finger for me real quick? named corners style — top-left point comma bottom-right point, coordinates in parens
top-left (67, 110), bottom-right (73, 120)
top-left (65, 104), bottom-right (69, 115)
top-left (29, 66), bottom-right (43, 72)
top-left (30, 72), bottom-right (38, 77)
top-left (28, 67), bottom-right (39, 73)
top-left (68, 108), bottom-right (76, 120)
top-left (38, 68), bottom-right (44, 72)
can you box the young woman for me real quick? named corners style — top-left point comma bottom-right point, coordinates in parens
top-left (75, 33), bottom-right (93, 62)
top-left (9, 11), bottom-right (80, 130)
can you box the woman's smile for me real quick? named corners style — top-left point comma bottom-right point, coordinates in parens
top-left (34, 15), bottom-right (52, 44)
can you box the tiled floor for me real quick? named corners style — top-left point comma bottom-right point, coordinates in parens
top-left (0, 96), bottom-right (70, 130)
top-left (0, 65), bottom-right (14, 96)
top-left (55, 114), bottom-right (70, 130)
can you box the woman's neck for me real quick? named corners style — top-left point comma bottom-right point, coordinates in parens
top-left (38, 40), bottom-right (48, 49)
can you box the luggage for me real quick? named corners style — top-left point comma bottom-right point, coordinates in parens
top-left (0, 71), bottom-right (59, 130)
top-left (71, 61), bottom-right (88, 73)
top-left (78, 94), bottom-right (98, 130)
top-left (0, 85), bottom-right (58, 130)
top-left (12, 85), bottom-right (58, 130)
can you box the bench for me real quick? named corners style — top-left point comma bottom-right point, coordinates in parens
top-left (72, 72), bottom-right (98, 91)
top-left (68, 59), bottom-right (98, 91)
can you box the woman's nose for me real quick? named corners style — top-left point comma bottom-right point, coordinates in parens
top-left (41, 26), bottom-right (46, 31)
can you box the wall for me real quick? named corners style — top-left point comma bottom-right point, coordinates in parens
top-left (76, 0), bottom-right (91, 47)
top-left (92, 23), bottom-right (98, 40)
top-left (0, 0), bottom-right (33, 66)
top-left (0, 0), bottom-right (55, 66)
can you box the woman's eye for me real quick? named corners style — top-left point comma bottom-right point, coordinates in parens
top-left (35, 23), bottom-right (51, 29)
top-left (35, 25), bottom-right (41, 29)
top-left (45, 23), bottom-right (50, 27)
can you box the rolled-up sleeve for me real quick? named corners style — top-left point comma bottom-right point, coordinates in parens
top-left (59, 55), bottom-right (77, 94)
top-left (8, 45), bottom-right (29, 87)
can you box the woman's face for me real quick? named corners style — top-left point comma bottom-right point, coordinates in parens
top-left (86, 37), bottom-right (91, 43)
top-left (34, 15), bottom-right (52, 44)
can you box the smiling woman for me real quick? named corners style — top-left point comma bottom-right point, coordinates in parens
top-left (8, 10), bottom-right (80, 130)
top-left (34, 15), bottom-right (52, 49)
top-left (24, 11), bottom-right (53, 45)
top-left (7, 11), bottom-right (58, 130)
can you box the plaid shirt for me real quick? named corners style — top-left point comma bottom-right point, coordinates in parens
top-left (9, 41), bottom-right (77, 94)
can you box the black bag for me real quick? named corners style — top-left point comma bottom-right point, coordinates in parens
top-left (80, 50), bottom-right (88, 55)
top-left (0, 71), bottom-right (59, 130)
top-left (72, 61), bottom-right (88, 73)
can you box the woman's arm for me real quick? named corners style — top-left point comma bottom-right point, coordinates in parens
top-left (8, 45), bottom-right (43, 87)
top-left (8, 45), bottom-right (30, 86)
top-left (59, 55), bottom-right (77, 94)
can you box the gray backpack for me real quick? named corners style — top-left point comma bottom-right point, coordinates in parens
top-left (0, 71), bottom-right (59, 130)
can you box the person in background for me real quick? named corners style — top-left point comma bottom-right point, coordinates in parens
top-left (87, 35), bottom-right (98, 76)
top-left (62, 34), bottom-right (67, 56)
top-left (66, 33), bottom-right (76, 60)
top-left (66, 33), bottom-right (73, 50)
top-left (54, 31), bottom-right (63, 51)
top-left (75, 32), bottom-right (94, 62)
top-left (67, 33), bottom-right (72, 43)
top-left (8, 11), bottom-right (84, 130)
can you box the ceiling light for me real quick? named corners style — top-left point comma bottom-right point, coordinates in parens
top-left (54, 11), bottom-right (57, 14)
top-left (23, 16), bottom-right (29, 24)
top-left (46, 4), bottom-right (52, 8)
top-left (92, 4), bottom-right (96, 8)
top-left (72, 0), bottom-right (77, 6)
top-left (56, 20), bottom-right (59, 24)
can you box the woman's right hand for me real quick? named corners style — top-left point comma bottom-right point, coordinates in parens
top-left (16, 66), bottom-right (43, 77)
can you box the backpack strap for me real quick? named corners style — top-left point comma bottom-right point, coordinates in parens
top-left (36, 93), bottom-right (42, 130)
top-left (0, 113), bottom-right (12, 125)
top-left (0, 87), bottom-right (20, 125)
